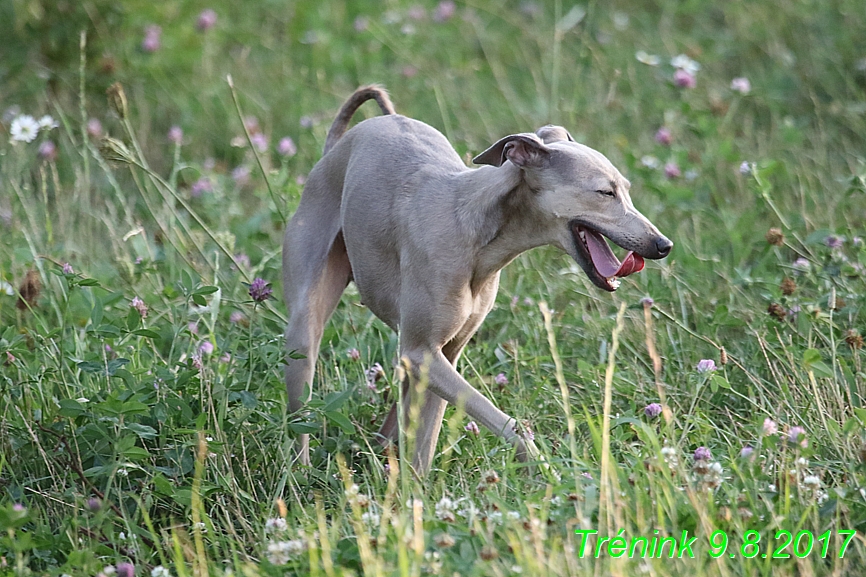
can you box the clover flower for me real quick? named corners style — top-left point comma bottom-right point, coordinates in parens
top-left (654, 127), bottom-right (672, 145)
top-left (142, 25), bottom-right (161, 53)
top-left (131, 296), bottom-right (148, 318)
top-left (10, 115), bottom-right (39, 143)
top-left (248, 277), bottom-right (272, 302)
top-left (644, 402), bottom-right (662, 418)
top-left (664, 162), bottom-right (681, 179)
top-left (673, 69), bottom-right (696, 88)
top-left (116, 563), bottom-right (134, 577)
top-left (762, 418), bottom-right (778, 435)
top-left (671, 54), bottom-right (701, 74)
top-left (730, 77), bottom-right (751, 94)
top-left (464, 421), bottom-right (480, 435)
top-left (168, 126), bottom-right (183, 145)
top-left (264, 517), bottom-right (288, 533)
top-left (693, 446), bottom-right (711, 461)
top-left (87, 118), bottom-right (104, 138)
top-left (38, 140), bottom-right (57, 161)
top-left (494, 372), bottom-right (508, 386)
top-left (62, 262), bottom-right (74, 274)
top-left (197, 9), bottom-right (217, 31)
top-left (278, 136), bottom-right (297, 157)
top-left (696, 359), bottom-right (716, 373)
top-left (787, 426), bottom-right (807, 448)
top-left (150, 567), bottom-right (171, 577)
top-left (434, 1), bottom-right (456, 22)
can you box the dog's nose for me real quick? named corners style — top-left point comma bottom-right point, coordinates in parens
top-left (655, 237), bottom-right (673, 258)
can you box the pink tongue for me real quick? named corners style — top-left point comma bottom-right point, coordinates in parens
top-left (584, 229), bottom-right (645, 278)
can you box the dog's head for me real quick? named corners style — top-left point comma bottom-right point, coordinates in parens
top-left (473, 125), bottom-right (672, 291)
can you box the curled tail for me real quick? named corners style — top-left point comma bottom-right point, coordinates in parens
top-left (323, 85), bottom-right (396, 155)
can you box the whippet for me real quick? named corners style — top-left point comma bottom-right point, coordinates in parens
top-left (282, 86), bottom-right (672, 474)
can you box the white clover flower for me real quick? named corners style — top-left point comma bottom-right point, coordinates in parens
top-left (671, 54), bottom-right (701, 74)
top-left (266, 540), bottom-right (291, 565)
top-left (103, 566), bottom-right (117, 576)
top-left (488, 510), bottom-right (503, 524)
top-left (117, 468), bottom-right (129, 477)
top-left (193, 521), bottom-right (207, 533)
top-left (38, 115), bottom-right (58, 130)
top-left (506, 511), bottom-right (521, 521)
top-left (1, 281), bottom-right (14, 295)
top-left (640, 155), bottom-right (660, 169)
top-left (435, 496), bottom-right (456, 522)
top-left (151, 566), bottom-right (172, 577)
top-left (803, 475), bottom-right (821, 488)
top-left (361, 510), bottom-right (380, 527)
top-left (10, 115), bottom-right (39, 143)
top-left (345, 484), bottom-right (359, 499)
top-left (635, 51), bottom-right (661, 66)
top-left (265, 517), bottom-right (288, 533)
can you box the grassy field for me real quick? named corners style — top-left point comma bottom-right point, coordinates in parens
top-left (2, 0), bottom-right (866, 575)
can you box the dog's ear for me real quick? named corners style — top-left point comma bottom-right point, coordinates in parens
top-left (473, 133), bottom-right (551, 168)
top-left (535, 125), bottom-right (575, 144)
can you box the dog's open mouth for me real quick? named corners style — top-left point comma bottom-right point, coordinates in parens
top-left (571, 222), bottom-right (645, 291)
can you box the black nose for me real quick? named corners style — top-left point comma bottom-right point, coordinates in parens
top-left (655, 237), bottom-right (673, 257)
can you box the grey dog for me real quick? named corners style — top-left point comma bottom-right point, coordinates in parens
top-left (282, 86), bottom-right (672, 474)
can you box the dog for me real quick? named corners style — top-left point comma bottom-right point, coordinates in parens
top-left (282, 86), bottom-right (672, 474)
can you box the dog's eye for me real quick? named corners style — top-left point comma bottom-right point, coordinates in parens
top-left (597, 189), bottom-right (616, 197)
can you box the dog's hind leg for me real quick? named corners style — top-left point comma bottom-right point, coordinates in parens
top-left (283, 184), bottom-right (351, 466)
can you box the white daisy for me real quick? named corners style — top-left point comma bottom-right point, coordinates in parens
top-left (671, 54), bottom-right (701, 74)
top-left (10, 115), bottom-right (39, 143)
top-left (38, 115), bottom-right (59, 130)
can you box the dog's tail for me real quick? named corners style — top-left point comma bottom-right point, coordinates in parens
top-left (323, 85), bottom-right (396, 155)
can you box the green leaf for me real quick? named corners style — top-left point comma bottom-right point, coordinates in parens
top-left (325, 411), bottom-right (355, 433)
top-left (193, 285), bottom-right (219, 295)
top-left (192, 294), bottom-right (207, 307)
top-left (323, 388), bottom-right (353, 412)
top-left (126, 422), bottom-right (158, 439)
top-left (288, 421), bottom-right (320, 434)
top-left (810, 361), bottom-right (835, 379)
top-left (77, 278), bottom-right (100, 286)
top-left (122, 446), bottom-right (150, 461)
top-left (58, 398), bottom-right (87, 417)
top-left (803, 348), bottom-right (822, 367)
top-left (132, 329), bottom-right (161, 339)
top-left (711, 374), bottom-right (731, 390)
top-left (126, 307), bottom-right (141, 331)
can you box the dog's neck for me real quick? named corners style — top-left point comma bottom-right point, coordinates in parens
top-left (457, 164), bottom-right (547, 294)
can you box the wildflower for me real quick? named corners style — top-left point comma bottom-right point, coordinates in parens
top-left (197, 9), bottom-right (217, 31)
top-left (62, 262), bottom-right (74, 274)
top-left (248, 277), bottom-right (272, 302)
top-left (480, 545), bottom-right (499, 561)
top-left (229, 311), bottom-right (246, 324)
top-left (191, 354), bottom-right (203, 370)
top-left (803, 475), bottom-right (820, 488)
top-left (671, 54), bottom-right (701, 74)
top-left (401, 65), bottom-right (418, 78)
top-left (845, 329), bottom-right (863, 349)
top-left (694, 446), bottom-right (711, 461)
top-left (244, 115), bottom-right (260, 134)
top-left (787, 426), bottom-right (807, 448)
top-left (16, 269), bottom-right (42, 310)
top-left (87, 497), bottom-right (101, 512)
top-left (730, 77), bottom-right (751, 94)
top-left (673, 69), bottom-right (696, 88)
top-left (696, 359), bottom-right (716, 373)
top-left (792, 258), bottom-right (810, 272)
top-left (234, 253), bottom-right (251, 269)
top-left (299, 116), bottom-right (314, 129)
top-left (347, 348), bottom-right (361, 360)
top-left (266, 539), bottom-right (305, 565)
top-left (116, 563), bottom-right (135, 577)
top-left (464, 421), bottom-right (480, 435)
top-left (435, 496), bottom-right (456, 522)
top-left (219, 352), bottom-right (231, 363)
top-left (739, 446), bottom-right (754, 459)
top-left (151, 567), bottom-right (171, 577)
top-left (354, 16), bottom-right (369, 31)
top-left (635, 51), bottom-right (661, 66)
top-left (780, 277), bottom-right (796, 295)
top-left (198, 341), bottom-right (214, 355)
top-left (739, 161), bottom-right (753, 175)
top-left (433, 1), bottom-right (456, 22)
top-left (433, 532), bottom-right (456, 548)
top-left (264, 517), bottom-right (288, 533)
top-left (37, 140), bottom-right (57, 161)
top-left (232, 165), bottom-right (250, 186)
top-left (168, 126), bottom-right (183, 145)
top-left (37, 115), bottom-right (58, 130)
top-left (407, 5), bottom-right (426, 20)
top-left (10, 115), bottom-right (39, 143)
top-left (190, 177), bottom-right (212, 197)
top-left (250, 132), bottom-right (268, 153)
top-left (494, 372), bottom-right (508, 386)
top-left (644, 402), bottom-right (662, 418)
top-left (361, 510), bottom-right (380, 526)
top-left (278, 136), bottom-right (297, 157)
top-left (664, 162), bottom-right (681, 178)
top-left (12, 503), bottom-right (25, 512)
top-left (87, 118), bottom-right (103, 138)
top-left (131, 296), bottom-right (148, 318)
top-left (295, 174), bottom-right (307, 185)
top-left (104, 566), bottom-right (117, 576)
top-left (765, 227), bottom-right (784, 246)
top-left (640, 296), bottom-right (654, 307)
top-left (484, 470), bottom-right (500, 485)
top-left (142, 25), bottom-right (162, 53)
top-left (762, 418), bottom-right (778, 435)
top-left (825, 235), bottom-right (844, 249)
top-left (684, 169), bottom-right (699, 181)
top-left (767, 302), bottom-right (787, 320)
top-left (654, 127), bottom-right (672, 145)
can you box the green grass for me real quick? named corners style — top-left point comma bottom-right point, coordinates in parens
top-left (2, 0), bottom-right (866, 575)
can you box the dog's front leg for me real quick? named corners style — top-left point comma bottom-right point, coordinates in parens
top-left (403, 349), bottom-right (539, 470)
